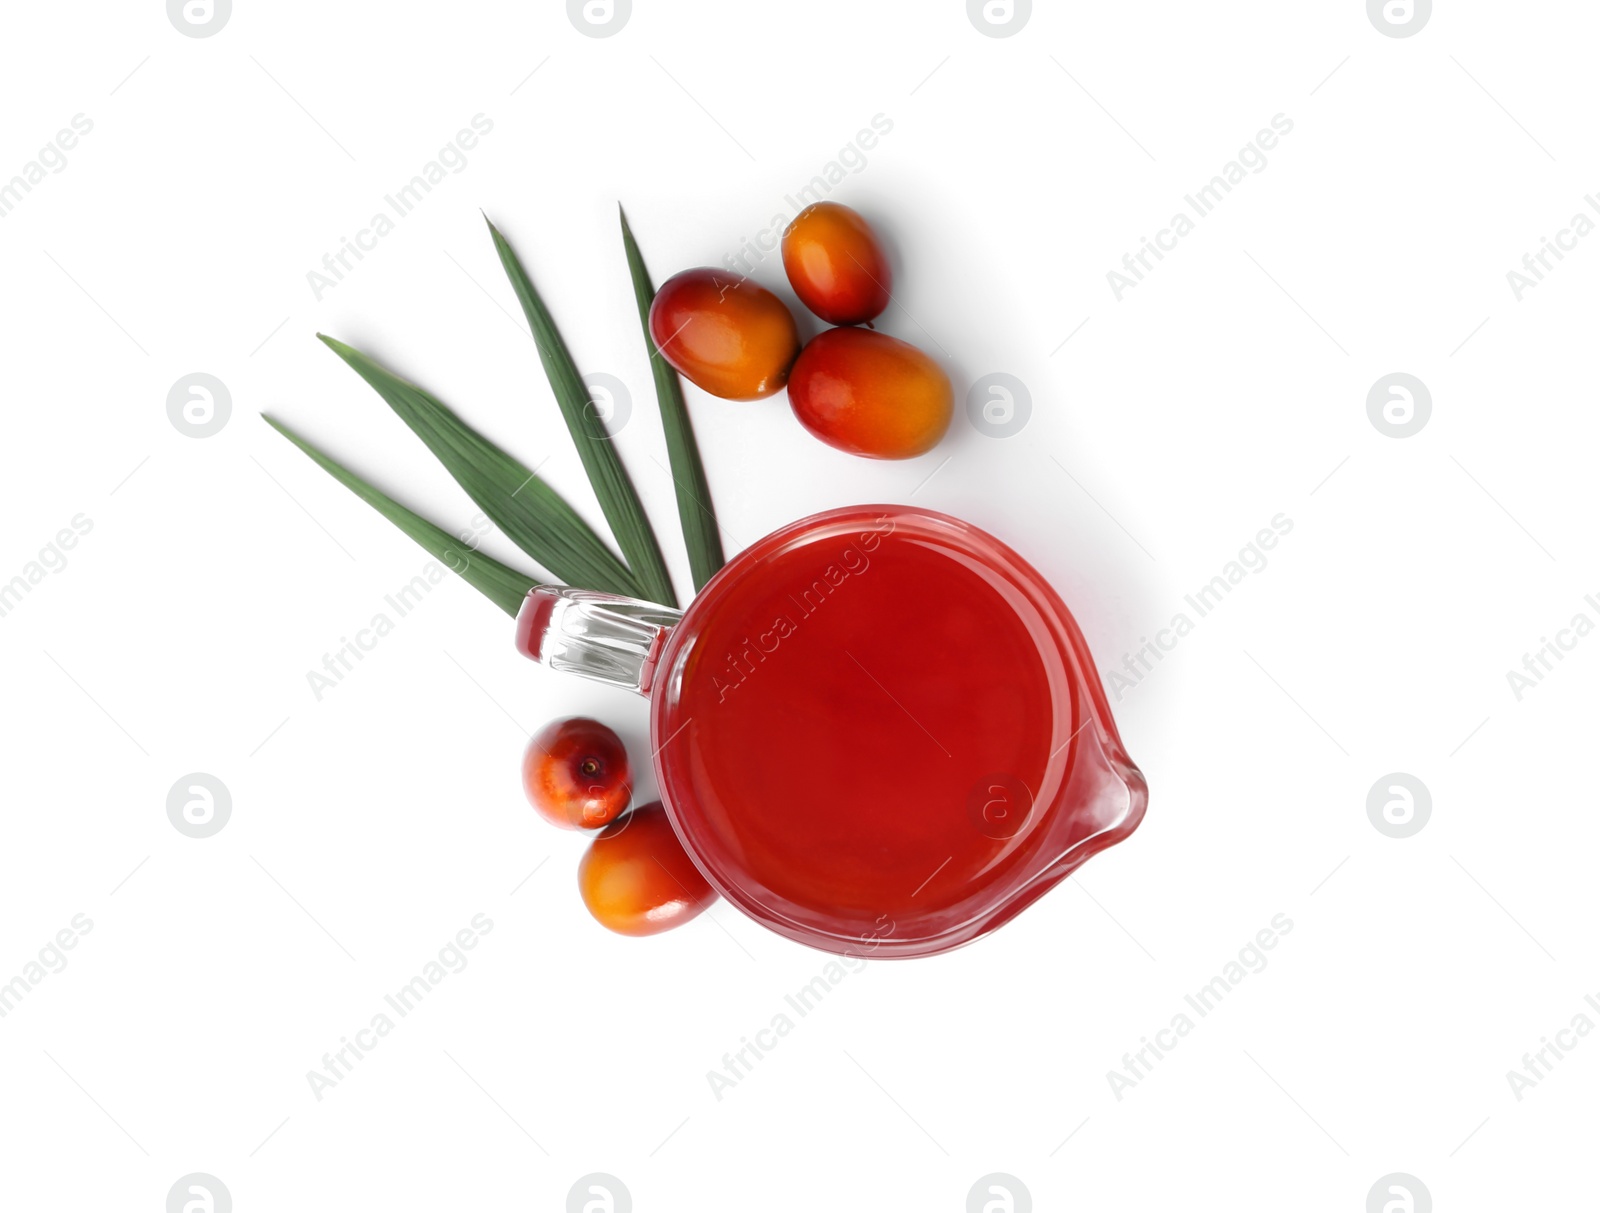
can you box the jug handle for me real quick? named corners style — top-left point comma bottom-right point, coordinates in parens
top-left (514, 586), bottom-right (683, 697)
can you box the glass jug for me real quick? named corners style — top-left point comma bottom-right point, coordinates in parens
top-left (515, 505), bottom-right (1146, 958)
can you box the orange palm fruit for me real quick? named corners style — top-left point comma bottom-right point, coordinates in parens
top-left (781, 202), bottom-right (893, 325)
top-left (578, 803), bottom-right (717, 936)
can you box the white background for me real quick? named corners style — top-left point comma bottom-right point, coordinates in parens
top-left (0, 1), bottom-right (1594, 1209)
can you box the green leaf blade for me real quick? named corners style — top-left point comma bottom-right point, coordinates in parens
top-left (317, 334), bottom-right (644, 598)
top-left (262, 415), bottom-right (538, 617)
top-left (619, 204), bottom-right (726, 592)
top-left (486, 217), bottom-right (678, 608)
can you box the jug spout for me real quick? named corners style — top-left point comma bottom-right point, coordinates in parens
top-left (515, 586), bottom-right (683, 697)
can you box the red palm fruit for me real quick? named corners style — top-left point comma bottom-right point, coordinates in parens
top-left (648, 268), bottom-right (800, 400)
top-left (786, 327), bottom-right (953, 460)
top-left (522, 717), bottom-right (632, 831)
